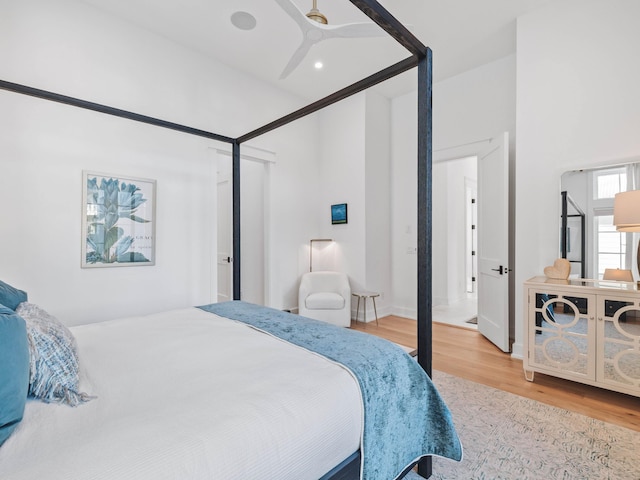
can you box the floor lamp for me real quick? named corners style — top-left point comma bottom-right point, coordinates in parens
top-left (309, 238), bottom-right (332, 272)
top-left (613, 190), bottom-right (640, 287)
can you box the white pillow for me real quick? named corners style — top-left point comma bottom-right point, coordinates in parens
top-left (15, 302), bottom-right (93, 406)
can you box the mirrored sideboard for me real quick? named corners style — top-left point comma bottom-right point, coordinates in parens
top-left (523, 276), bottom-right (640, 397)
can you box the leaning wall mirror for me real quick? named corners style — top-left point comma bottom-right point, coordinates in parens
top-left (560, 160), bottom-right (640, 281)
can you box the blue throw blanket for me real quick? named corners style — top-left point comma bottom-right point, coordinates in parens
top-left (199, 301), bottom-right (462, 480)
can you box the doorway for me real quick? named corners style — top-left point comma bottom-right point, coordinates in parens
top-left (432, 155), bottom-right (478, 330)
top-left (431, 132), bottom-right (511, 353)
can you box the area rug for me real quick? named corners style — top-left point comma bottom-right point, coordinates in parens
top-left (403, 371), bottom-right (640, 480)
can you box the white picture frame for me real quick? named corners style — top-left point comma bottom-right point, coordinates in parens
top-left (81, 171), bottom-right (156, 268)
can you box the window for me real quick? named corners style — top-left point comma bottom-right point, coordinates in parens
top-left (593, 167), bottom-right (627, 199)
top-left (594, 214), bottom-right (628, 278)
top-left (591, 166), bottom-right (633, 278)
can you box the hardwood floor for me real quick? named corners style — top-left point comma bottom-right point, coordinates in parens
top-left (350, 315), bottom-right (640, 432)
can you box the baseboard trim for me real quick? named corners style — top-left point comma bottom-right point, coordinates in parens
top-left (511, 342), bottom-right (523, 360)
top-left (391, 306), bottom-right (417, 320)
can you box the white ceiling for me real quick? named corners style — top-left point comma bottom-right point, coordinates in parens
top-left (80, 0), bottom-right (552, 101)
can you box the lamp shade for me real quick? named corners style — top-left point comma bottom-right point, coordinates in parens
top-left (613, 190), bottom-right (640, 232)
top-left (603, 268), bottom-right (634, 282)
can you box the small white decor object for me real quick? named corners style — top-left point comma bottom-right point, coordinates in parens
top-left (543, 258), bottom-right (571, 280)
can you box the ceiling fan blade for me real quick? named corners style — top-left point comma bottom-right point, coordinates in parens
top-left (273, 0), bottom-right (309, 31)
top-left (279, 40), bottom-right (313, 80)
top-left (274, 0), bottom-right (393, 79)
top-left (322, 22), bottom-right (387, 39)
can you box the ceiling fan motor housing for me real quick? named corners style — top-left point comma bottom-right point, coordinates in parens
top-left (306, 7), bottom-right (328, 24)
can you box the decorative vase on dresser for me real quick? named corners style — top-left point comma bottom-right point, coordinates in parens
top-left (523, 276), bottom-right (640, 397)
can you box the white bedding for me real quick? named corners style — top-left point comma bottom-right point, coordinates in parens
top-left (0, 307), bottom-right (363, 479)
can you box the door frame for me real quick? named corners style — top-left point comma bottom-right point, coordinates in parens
top-left (433, 135), bottom-right (513, 350)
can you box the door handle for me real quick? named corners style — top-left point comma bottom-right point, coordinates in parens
top-left (227, 257), bottom-right (232, 263)
top-left (491, 265), bottom-right (504, 275)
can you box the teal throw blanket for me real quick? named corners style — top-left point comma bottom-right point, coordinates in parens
top-left (198, 301), bottom-right (462, 480)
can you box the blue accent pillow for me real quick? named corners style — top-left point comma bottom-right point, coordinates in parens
top-left (0, 279), bottom-right (27, 311)
top-left (0, 304), bottom-right (30, 447)
top-left (16, 303), bottom-right (93, 406)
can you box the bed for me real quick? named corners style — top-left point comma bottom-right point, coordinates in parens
top-left (1, 1), bottom-right (443, 477)
top-left (0, 298), bottom-right (461, 480)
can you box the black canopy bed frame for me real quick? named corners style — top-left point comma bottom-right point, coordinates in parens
top-left (0, 1), bottom-right (434, 477)
top-left (560, 190), bottom-right (586, 278)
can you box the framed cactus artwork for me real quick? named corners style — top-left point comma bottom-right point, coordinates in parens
top-left (81, 171), bottom-right (156, 268)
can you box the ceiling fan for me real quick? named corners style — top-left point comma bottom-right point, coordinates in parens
top-left (274, 0), bottom-right (386, 79)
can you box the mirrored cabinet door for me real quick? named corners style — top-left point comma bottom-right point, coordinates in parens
top-left (597, 295), bottom-right (640, 390)
top-left (528, 291), bottom-right (596, 380)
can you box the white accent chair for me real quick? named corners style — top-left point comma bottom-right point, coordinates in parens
top-left (298, 271), bottom-right (351, 327)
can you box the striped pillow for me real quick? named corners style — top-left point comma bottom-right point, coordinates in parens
top-left (15, 303), bottom-right (93, 406)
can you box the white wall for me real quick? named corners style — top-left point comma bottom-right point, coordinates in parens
top-left (240, 158), bottom-right (265, 305)
top-left (314, 91), bottom-right (393, 321)
top-left (364, 91), bottom-right (392, 318)
top-left (318, 94), bottom-right (367, 287)
top-left (514, 0), bottom-right (640, 355)
top-left (1, 92), bottom-right (218, 325)
top-left (316, 94), bottom-right (369, 318)
top-left (391, 55), bottom-right (516, 319)
top-left (389, 93), bottom-right (417, 319)
top-left (0, 0), bottom-right (322, 323)
top-left (262, 119), bottom-right (323, 311)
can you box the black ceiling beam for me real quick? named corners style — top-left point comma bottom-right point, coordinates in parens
top-left (237, 55), bottom-right (417, 144)
top-left (349, 0), bottom-right (428, 58)
top-left (0, 79), bottom-right (236, 145)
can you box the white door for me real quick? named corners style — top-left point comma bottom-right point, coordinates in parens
top-left (477, 132), bottom-right (510, 352)
top-left (217, 173), bottom-right (233, 302)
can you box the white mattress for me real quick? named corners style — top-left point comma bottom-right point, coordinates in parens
top-left (0, 308), bottom-right (363, 479)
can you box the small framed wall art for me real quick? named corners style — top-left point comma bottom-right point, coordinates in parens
top-left (331, 203), bottom-right (348, 225)
top-left (81, 171), bottom-right (156, 268)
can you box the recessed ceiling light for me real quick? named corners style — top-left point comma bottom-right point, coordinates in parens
top-left (230, 11), bottom-right (256, 31)
top-left (314, 61), bottom-right (323, 70)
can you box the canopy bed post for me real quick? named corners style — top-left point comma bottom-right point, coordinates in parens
top-left (416, 49), bottom-right (433, 377)
top-left (416, 47), bottom-right (433, 480)
top-left (232, 140), bottom-right (241, 300)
